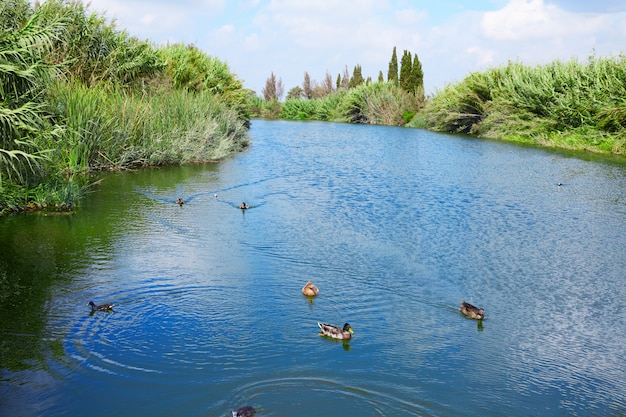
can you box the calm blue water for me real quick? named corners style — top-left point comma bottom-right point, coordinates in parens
top-left (1, 120), bottom-right (625, 416)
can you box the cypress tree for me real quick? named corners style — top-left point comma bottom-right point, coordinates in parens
top-left (377, 70), bottom-right (384, 82)
top-left (399, 50), bottom-right (412, 92)
top-left (411, 53), bottom-right (424, 95)
top-left (387, 46), bottom-right (398, 85)
top-left (349, 64), bottom-right (364, 88)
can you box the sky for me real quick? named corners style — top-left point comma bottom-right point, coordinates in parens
top-left (81, 0), bottom-right (626, 96)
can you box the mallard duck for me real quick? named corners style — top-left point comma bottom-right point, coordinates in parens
top-left (176, 198), bottom-right (184, 206)
top-left (232, 405), bottom-right (255, 417)
top-left (301, 280), bottom-right (319, 297)
top-left (87, 301), bottom-right (114, 312)
top-left (460, 300), bottom-right (484, 320)
top-left (318, 322), bottom-right (354, 340)
top-left (239, 202), bottom-right (249, 209)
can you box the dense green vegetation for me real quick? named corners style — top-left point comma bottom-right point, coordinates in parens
top-left (254, 47), bottom-right (425, 125)
top-left (1, 0), bottom-right (250, 215)
top-left (410, 56), bottom-right (626, 154)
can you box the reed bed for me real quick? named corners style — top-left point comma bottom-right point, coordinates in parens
top-left (46, 80), bottom-right (250, 172)
top-left (414, 55), bottom-right (626, 154)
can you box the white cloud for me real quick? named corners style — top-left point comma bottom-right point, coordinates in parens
top-left (481, 0), bottom-right (605, 41)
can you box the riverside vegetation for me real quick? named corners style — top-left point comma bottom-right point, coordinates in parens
top-left (3, 2), bottom-right (624, 215)
top-left (0, 0), bottom-right (250, 215)
top-left (255, 51), bottom-right (626, 156)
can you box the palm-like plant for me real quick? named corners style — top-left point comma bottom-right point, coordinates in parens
top-left (0, 0), bottom-right (65, 186)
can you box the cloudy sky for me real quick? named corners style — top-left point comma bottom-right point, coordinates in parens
top-left (83, 0), bottom-right (626, 96)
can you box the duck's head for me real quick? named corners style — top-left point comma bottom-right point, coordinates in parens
top-left (87, 301), bottom-right (96, 307)
top-left (343, 323), bottom-right (354, 334)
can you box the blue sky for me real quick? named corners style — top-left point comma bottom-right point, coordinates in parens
top-left (83, 0), bottom-right (626, 96)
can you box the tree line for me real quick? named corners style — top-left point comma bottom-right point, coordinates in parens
top-left (262, 46), bottom-right (423, 102)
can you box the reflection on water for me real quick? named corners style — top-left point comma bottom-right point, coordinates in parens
top-left (1, 120), bottom-right (625, 416)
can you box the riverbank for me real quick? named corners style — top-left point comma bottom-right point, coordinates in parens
top-left (0, 0), bottom-right (250, 216)
top-left (409, 55), bottom-right (626, 155)
top-left (252, 55), bottom-right (625, 156)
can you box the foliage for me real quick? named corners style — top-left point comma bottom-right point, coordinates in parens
top-left (348, 64), bottom-right (364, 88)
top-left (1, 0), bottom-right (251, 214)
top-left (0, 0), bottom-right (66, 186)
top-left (337, 82), bottom-right (418, 125)
top-left (388, 46), bottom-right (398, 85)
top-left (37, 0), bottom-right (164, 87)
top-left (160, 43), bottom-right (250, 124)
top-left (262, 71), bottom-right (284, 102)
top-left (46, 79), bottom-right (249, 170)
top-left (415, 55), bottom-right (626, 154)
top-left (286, 86), bottom-right (304, 101)
top-left (303, 71), bottom-right (312, 99)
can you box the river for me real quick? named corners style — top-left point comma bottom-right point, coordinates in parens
top-left (1, 120), bottom-right (625, 416)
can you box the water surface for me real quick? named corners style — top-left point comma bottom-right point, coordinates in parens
top-left (1, 120), bottom-right (625, 416)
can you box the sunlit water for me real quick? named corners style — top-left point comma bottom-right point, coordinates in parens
top-left (1, 120), bottom-right (625, 416)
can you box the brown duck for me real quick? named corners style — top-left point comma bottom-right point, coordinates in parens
top-left (459, 300), bottom-right (484, 320)
top-left (301, 280), bottom-right (319, 297)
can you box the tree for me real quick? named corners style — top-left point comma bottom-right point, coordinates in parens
top-left (348, 64), bottom-right (364, 88)
top-left (377, 70), bottom-right (384, 83)
top-left (303, 71), bottom-right (312, 99)
top-left (387, 46), bottom-right (398, 85)
top-left (286, 86), bottom-right (304, 100)
top-left (341, 65), bottom-right (350, 90)
top-left (262, 71), bottom-right (283, 101)
top-left (322, 71), bottom-right (334, 96)
top-left (399, 50), bottom-right (412, 92)
top-left (411, 53), bottom-right (424, 96)
top-left (336, 73), bottom-right (341, 90)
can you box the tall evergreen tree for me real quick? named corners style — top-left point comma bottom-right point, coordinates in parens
top-left (349, 64), bottom-right (364, 88)
top-left (399, 50), bottom-right (412, 92)
top-left (336, 73), bottom-right (341, 90)
top-left (377, 70), bottom-right (384, 83)
top-left (411, 53), bottom-right (424, 95)
top-left (387, 46), bottom-right (398, 85)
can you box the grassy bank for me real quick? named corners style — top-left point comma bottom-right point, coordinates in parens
top-left (0, 0), bottom-right (250, 215)
top-left (409, 55), bottom-right (626, 155)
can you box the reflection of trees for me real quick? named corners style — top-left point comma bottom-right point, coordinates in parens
top-left (0, 216), bottom-right (75, 372)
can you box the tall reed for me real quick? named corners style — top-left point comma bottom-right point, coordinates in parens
top-left (416, 55), bottom-right (626, 154)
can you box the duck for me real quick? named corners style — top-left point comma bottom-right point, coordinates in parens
top-left (176, 198), bottom-right (184, 206)
top-left (239, 202), bottom-right (249, 209)
top-left (459, 300), bottom-right (484, 320)
top-left (232, 405), bottom-right (255, 417)
top-left (301, 280), bottom-right (319, 297)
top-left (318, 322), bottom-right (354, 340)
top-left (87, 301), bottom-right (114, 312)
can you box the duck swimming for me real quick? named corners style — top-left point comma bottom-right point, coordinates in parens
top-left (87, 301), bottom-right (114, 312)
top-left (459, 300), bottom-right (484, 320)
top-left (318, 322), bottom-right (354, 340)
top-left (176, 198), bottom-right (184, 206)
top-left (239, 202), bottom-right (249, 209)
top-left (301, 280), bottom-right (319, 297)
top-left (232, 405), bottom-right (255, 417)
